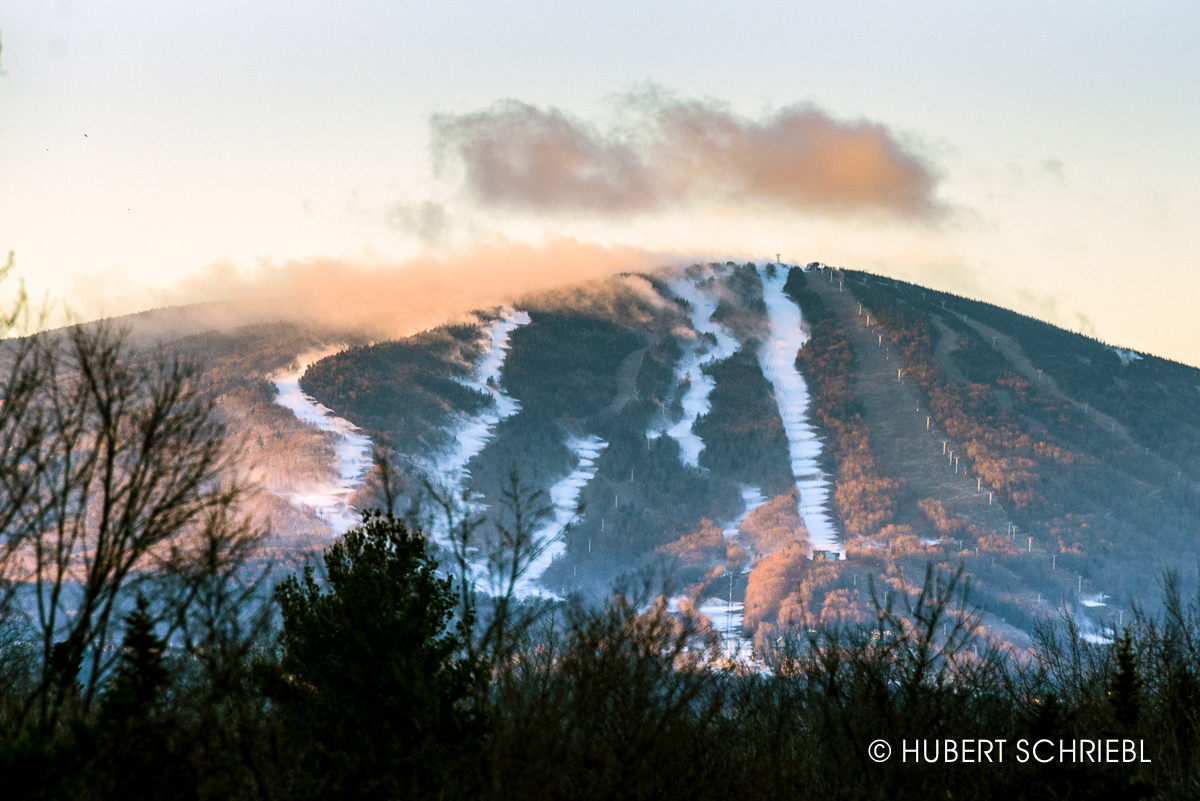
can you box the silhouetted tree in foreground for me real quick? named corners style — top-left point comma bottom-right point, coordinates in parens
top-left (0, 264), bottom-right (267, 798)
top-left (0, 320), bottom-right (254, 735)
top-left (269, 512), bottom-right (485, 800)
top-left (86, 594), bottom-right (174, 800)
top-left (4, 505), bottom-right (1200, 799)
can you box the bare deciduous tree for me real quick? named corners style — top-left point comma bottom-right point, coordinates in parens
top-left (0, 319), bottom-right (258, 730)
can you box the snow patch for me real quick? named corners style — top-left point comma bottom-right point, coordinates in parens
top-left (698, 596), bottom-right (744, 638)
top-left (669, 485), bottom-right (766, 660)
top-left (728, 486), bottom-right (769, 574)
top-left (1112, 347), bottom-right (1143, 365)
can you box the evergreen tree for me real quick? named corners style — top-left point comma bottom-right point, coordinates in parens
top-left (88, 594), bottom-right (180, 801)
top-left (102, 595), bottom-right (168, 724)
top-left (271, 512), bottom-right (483, 800)
top-left (1109, 627), bottom-right (1141, 731)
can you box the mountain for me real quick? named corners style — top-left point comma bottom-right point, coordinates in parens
top-left (161, 262), bottom-right (1200, 651)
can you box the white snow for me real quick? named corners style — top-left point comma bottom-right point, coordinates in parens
top-left (755, 265), bottom-right (842, 557)
top-left (1111, 347), bottom-right (1143, 365)
top-left (272, 347), bottom-right (374, 533)
top-left (1072, 595), bottom-right (1114, 644)
top-left (515, 434), bottom-right (608, 598)
top-left (728, 485), bottom-right (768, 573)
top-left (710, 485), bottom-right (770, 661)
top-left (417, 309), bottom-right (605, 599)
top-left (697, 596), bottom-right (742, 632)
top-left (648, 268), bottom-right (739, 467)
top-left (432, 309), bottom-right (531, 487)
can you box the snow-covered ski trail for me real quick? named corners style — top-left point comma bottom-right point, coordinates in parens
top-left (273, 347), bottom-right (373, 534)
top-left (755, 265), bottom-right (842, 557)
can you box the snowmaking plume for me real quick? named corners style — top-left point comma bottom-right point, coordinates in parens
top-left (132, 238), bottom-right (667, 340)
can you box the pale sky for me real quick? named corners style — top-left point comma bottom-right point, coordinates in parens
top-left (2, 2), bottom-right (1198, 364)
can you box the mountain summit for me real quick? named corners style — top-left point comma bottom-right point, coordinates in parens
top-left (169, 262), bottom-right (1200, 651)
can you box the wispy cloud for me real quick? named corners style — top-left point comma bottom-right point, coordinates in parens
top-left (1014, 287), bottom-right (1096, 338)
top-left (431, 90), bottom-right (944, 219)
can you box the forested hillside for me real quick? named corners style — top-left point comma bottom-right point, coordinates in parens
top-left (826, 268), bottom-right (1200, 639)
top-left (265, 261), bottom-right (1200, 650)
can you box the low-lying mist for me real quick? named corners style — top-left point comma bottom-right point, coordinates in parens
top-left (108, 237), bottom-right (677, 342)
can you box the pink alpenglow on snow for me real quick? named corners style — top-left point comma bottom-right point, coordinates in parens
top-left (272, 348), bottom-right (374, 534)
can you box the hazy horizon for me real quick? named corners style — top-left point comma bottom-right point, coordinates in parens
top-left (2, 2), bottom-right (1198, 365)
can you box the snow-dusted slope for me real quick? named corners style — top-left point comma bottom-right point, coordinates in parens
top-left (431, 308), bottom-right (531, 488)
top-left (649, 268), bottom-right (740, 466)
top-left (729, 485), bottom-right (768, 572)
top-left (273, 348), bottom-right (374, 533)
top-left (415, 309), bottom-right (607, 598)
top-left (755, 265), bottom-right (842, 556)
top-left (698, 595), bottom-right (749, 657)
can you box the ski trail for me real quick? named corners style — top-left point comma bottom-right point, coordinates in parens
top-left (755, 265), bottom-right (842, 557)
top-left (272, 347), bottom-right (373, 533)
top-left (649, 268), bottom-right (739, 467)
top-left (422, 309), bottom-right (606, 599)
top-left (729, 485), bottom-right (769, 573)
top-left (515, 434), bottom-right (608, 598)
top-left (671, 485), bottom-right (767, 662)
top-left (431, 308), bottom-right (531, 488)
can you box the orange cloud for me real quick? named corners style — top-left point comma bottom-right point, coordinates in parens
top-left (432, 91), bottom-right (943, 219)
top-left (140, 237), bottom-right (668, 339)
